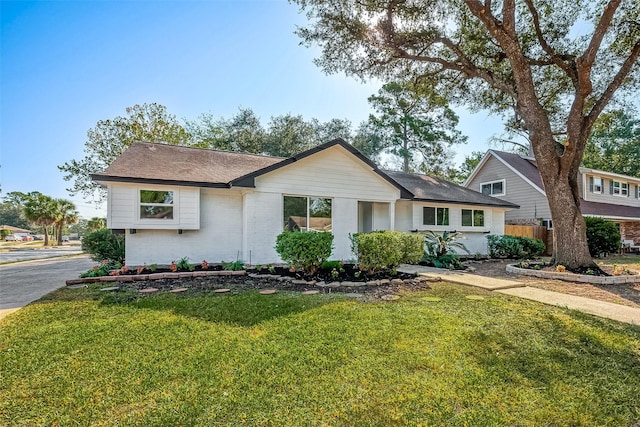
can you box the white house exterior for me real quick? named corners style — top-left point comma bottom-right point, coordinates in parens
top-left (93, 140), bottom-right (518, 266)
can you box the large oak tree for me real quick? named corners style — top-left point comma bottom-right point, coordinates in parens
top-left (293, 0), bottom-right (640, 268)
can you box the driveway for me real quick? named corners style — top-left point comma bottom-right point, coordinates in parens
top-left (0, 255), bottom-right (95, 319)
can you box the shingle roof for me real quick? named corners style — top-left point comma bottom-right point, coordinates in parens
top-left (93, 142), bottom-right (285, 187)
top-left (580, 199), bottom-right (640, 220)
top-left (385, 170), bottom-right (519, 209)
top-left (490, 150), bottom-right (544, 190)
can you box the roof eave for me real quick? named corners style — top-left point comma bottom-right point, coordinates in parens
top-left (91, 174), bottom-right (230, 189)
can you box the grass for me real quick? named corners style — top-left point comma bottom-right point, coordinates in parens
top-left (597, 253), bottom-right (640, 271)
top-left (1, 283), bottom-right (639, 426)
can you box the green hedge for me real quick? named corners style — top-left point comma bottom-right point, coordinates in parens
top-left (81, 228), bottom-right (125, 263)
top-left (350, 231), bottom-right (424, 273)
top-left (486, 235), bottom-right (545, 259)
top-left (585, 216), bottom-right (621, 257)
top-left (275, 231), bottom-right (334, 274)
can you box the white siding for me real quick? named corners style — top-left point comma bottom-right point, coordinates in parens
top-left (466, 156), bottom-right (550, 222)
top-left (107, 184), bottom-right (199, 230)
top-left (125, 188), bottom-right (241, 265)
top-left (394, 201), bottom-right (413, 232)
top-left (582, 173), bottom-right (640, 207)
top-left (243, 191), bottom-right (282, 265)
top-left (255, 145), bottom-right (400, 201)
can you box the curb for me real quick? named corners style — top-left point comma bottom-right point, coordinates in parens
top-left (506, 264), bottom-right (640, 284)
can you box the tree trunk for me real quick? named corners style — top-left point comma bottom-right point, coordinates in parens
top-left (43, 225), bottom-right (50, 247)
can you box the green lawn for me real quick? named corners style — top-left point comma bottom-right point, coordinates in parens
top-left (1, 283), bottom-right (639, 426)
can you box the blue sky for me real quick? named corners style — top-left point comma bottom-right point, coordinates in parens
top-left (1, 0), bottom-right (503, 219)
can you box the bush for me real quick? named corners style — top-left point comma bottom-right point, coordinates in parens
top-left (275, 231), bottom-right (334, 275)
top-left (350, 231), bottom-right (422, 273)
top-left (585, 216), bottom-right (621, 257)
top-left (486, 235), bottom-right (545, 259)
top-left (81, 229), bottom-right (125, 263)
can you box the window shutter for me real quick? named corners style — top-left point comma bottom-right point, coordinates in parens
top-left (589, 177), bottom-right (594, 192)
top-left (636, 184), bottom-right (639, 199)
top-left (609, 180), bottom-right (613, 194)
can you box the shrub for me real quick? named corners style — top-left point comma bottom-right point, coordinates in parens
top-left (350, 230), bottom-right (421, 273)
top-left (423, 231), bottom-right (469, 257)
top-left (486, 235), bottom-right (545, 259)
top-left (584, 216), bottom-right (621, 257)
top-left (398, 232), bottom-right (425, 264)
top-left (275, 231), bottom-right (334, 275)
top-left (81, 229), bottom-right (125, 263)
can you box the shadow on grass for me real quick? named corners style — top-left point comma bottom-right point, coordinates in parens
top-left (97, 288), bottom-right (347, 327)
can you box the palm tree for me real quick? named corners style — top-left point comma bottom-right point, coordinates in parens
top-left (87, 217), bottom-right (105, 232)
top-left (21, 192), bottom-right (57, 246)
top-left (53, 199), bottom-right (79, 245)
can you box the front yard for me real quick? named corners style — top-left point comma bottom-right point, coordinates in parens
top-left (1, 282), bottom-right (639, 426)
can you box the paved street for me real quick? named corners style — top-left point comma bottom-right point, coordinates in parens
top-left (0, 245), bottom-right (84, 263)
top-left (0, 256), bottom-right (95, 315)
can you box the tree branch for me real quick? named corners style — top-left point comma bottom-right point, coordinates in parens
top-left (522, 0), bottom-right (578, 85)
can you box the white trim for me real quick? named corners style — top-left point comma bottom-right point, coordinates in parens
top-left (479, 178), bottom-right (506, 197)
top-left (463, 150), bottom-right (493, 187)
top-left (490, 150), bottom-right (547, 196)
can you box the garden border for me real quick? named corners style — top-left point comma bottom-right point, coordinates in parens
top-left (506, 264), bottom-right (640, 284)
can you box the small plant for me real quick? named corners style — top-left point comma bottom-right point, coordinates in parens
top-left (517, 261), bottom-right (530, 268)
top-left (150, 263), bottom-right (157, 272)
top-left (170, 261), bottom-right (177, 272)
top-left (255, 264), bottom-right (263, 271)
top-left (586, 269), bottom-right (594, 275)
top-left (136, 265), bottom-right (146, 275)
top-left (120, 264), bottom-right (128, 274)
top-left (330, 268), bottom-right (340, 279)
top-left (354, 271), bottom-right (361, 279)
top-left (267, 264), bottom-right (276, 274)
top-left (555, 265), bottom-right (566, 272)
top-left (176, 257), bottom-right (192, 271)
top-left (222, 260), bottom-right (245, 271)
top-left (201, 260), bottom-right (209, 270)
top-left (612, 265), bottom-right (625, 276)
top-left (533, 265), bottom-right (541, 270)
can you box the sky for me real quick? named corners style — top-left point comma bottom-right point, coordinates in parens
top-left (1, 0), bottom-right (505, 219)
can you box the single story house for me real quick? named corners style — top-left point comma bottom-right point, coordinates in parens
top-left (93, 139), bottom-right (518, 266)
top-left (464, 149), bottom-right (640, 243)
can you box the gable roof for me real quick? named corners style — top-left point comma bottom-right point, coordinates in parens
top-left (92, 142), bottom-right (285, 188)
top-left (93, 140), bottom-right (517, 209)
top-left (386, 171), bottom-right (519, 209)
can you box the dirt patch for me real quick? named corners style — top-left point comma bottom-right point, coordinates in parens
top-left (465, 259), bottom-right (640, 308)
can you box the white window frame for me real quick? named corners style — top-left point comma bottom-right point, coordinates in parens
top-left (612, 180), bottom-right (629, 197)
top-left (423, 206), bottom-right (450, 226)
top-left (480, 179), bottom-right (506, 196)
top-left (540, 219), bottom-right (553, 230)
top-left (283, 195), bottom-right (333, 232)
top-left (592, 177), bottom-right (603, 193)
top-left (137, 189), bottom-right (178, 225)
top-left (461, 209), bottom-right (485, 227)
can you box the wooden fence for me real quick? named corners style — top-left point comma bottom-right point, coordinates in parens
top-left (504, 225), bottom-right (551, 255)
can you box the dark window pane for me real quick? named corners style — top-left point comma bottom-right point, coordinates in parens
top-left (284, 196), bottom-right (307, 231)
top-left (492, 181), bottom-right (503, 194)
top-left (481, 184), bottom-right (491, 195)
top-left (140, 190), bottom-right (173, 204)
top-left (423, 207), bottom-right (435, 225)
top-left (437, 208), bottom-right (449, 226)
top-left (474, 210), bottom-right (485, 227)
top-left (309, 198), bottom-right (332, 232)
top-left (140, 206), bottom-right (173, 219)
top-left (461, 209), bottom-right (472, 226)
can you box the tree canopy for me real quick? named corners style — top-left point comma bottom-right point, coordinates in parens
top-left (582, 110), bottom-right (640, 177)
top-left (59, 103), bottom-right (190, 203)
top-left (293, 0), bottom-right (640, 268)
top-left (367, 80), bottom-right (466, 174)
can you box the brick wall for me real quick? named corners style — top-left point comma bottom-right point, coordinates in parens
top-left (620, 221), bottom-right (640, 244)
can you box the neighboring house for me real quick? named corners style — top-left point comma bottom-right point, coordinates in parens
top-left (464, 149), bottom-right (640, 243)
top-left (93, 139), bottom-right (518, 266)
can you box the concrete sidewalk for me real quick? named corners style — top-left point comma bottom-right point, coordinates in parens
top-left (399, 264), bottom-right (640, 326)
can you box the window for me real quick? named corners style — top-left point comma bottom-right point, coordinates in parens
top-left (461, 209), bottom-right (485, 227)
top-left (139, 190), bottom-right (173, 219)
top-left (423, 207), bottom-right (449, 226)
top-left (283, 196), bottom-right (332, 232)
top-left (612, 180), bottom-right (629, 196)
top-left (540, 219), bottom-right (553, 230)
top-left (480, 180), bottom-right (505, 196)
top-left (590, 177), bottom-right (603, 193)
